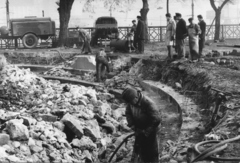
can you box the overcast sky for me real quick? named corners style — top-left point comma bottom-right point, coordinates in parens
top-left (0, 0), bottom-right (239, 28)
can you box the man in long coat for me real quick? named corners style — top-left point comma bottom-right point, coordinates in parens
top-left (165, 13), bottom-right (176, 59)
top-left (187, 18), bottom-right (201, 61)
top-left (175, 13), bottom-right (188, 59)
top-left (122, 87), bottom-right (161, 163)
top-left (136, 16), bottom-right (145, 54)
top-left (198, 15), bottom-right (206, 57)
top-left (77, 28), bottom-right (92, 54)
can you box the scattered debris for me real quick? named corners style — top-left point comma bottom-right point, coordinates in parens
top-left (0, 64), bottom-right (133, 162)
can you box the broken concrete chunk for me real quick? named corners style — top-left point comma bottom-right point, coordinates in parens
top-left (112, 108), bottom-right (125, 120)
top-left (28, 138), bottom-right (36, 146)
top-left (94, 114), bottom-right (106, 124)
top-left (82, 150), bottom-right (93, 162)
top-left (84, 120), bottom-right (101, 142)
top-left (71, 137), bottom-right (96, 150)
top-left (6, 119), bottom-right (29, 141)
top-left (79, 99), bottom-right (87, 106)
top-left (29, 145), bottom-right (43, 154)
top-left (61, 113), bottom-right (84, 139)
top-left (20, 144), bottom-right (31, 156)
top-left (39, 114), bottom-right (58, 122)
top-left (95, 103), bottom-right (111, 116)
top-left (53, 121), bottom-right (65, 131)
top-left (71, 56), bottom-right (96, 71)
top-left (101, 121), bottom-right (116, 134)
top-left (12, 141), bottom-right (21, 148)
top-left (0, 134), bottom-right (10, 146)
top-left (111, 104), bottom-right (119, 110)
top-left (21, 116), bottom-right (37, 126)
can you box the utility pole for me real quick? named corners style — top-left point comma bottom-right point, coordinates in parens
top-left (6, 0), bottom-right (10, 28)
top-left (192, 0), bottom-right (194, 18)
top-left (167, 0), bottom-right (169, 13)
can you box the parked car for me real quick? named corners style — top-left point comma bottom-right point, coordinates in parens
top-left (91, 16), bottom-right (119, 46)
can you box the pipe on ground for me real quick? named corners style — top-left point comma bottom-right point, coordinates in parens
top-left (110, 39), bottom-right (129, 52)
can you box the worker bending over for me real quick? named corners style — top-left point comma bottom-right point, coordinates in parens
top-left (95, 48), bottom-right (110, 82)
top-left (77, 27), bottom-right (92, 54)
top-left (122, 87), bottom-right (161, 163)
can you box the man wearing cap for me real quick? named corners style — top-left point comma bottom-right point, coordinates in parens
top-left (131, 20), bottom-right (138, 49)
top-left (175, 13), bottom-right (188, 59)
top-left (122, 87), bottom-right (161, 162)
top-left (95, 48), bottom-right (110, 82)
top-left (77, 27), bottom-right (92, 54)
top-left (187, 18), bottom-right (201, 61)
top-left (165, 13), bottom-right (176, 59)
top-left (136, 16), bottom-right (145, 54)
top-left (198, 15), bottom-right (206, 57)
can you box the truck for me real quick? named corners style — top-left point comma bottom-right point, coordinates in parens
top-left (91, 16), bottom-right (119, 46)
top-left (0, 17), bottom-right (56, 49)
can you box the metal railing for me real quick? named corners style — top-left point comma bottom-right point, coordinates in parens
top-left (0, 24), bottom-right (239, 49)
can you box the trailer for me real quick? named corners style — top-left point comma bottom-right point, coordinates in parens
top-left (0, 17), bottom-right (56, 49)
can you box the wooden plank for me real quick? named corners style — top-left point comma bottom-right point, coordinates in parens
top-left (40, 75), bottom-right (101, 87)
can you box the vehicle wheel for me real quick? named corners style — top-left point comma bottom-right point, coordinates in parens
top-left (22, 33), bottom-right (38, 49)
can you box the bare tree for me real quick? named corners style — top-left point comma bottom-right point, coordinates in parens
top-left (210, 0), bottom-right (232, 40)
top-left (57, 0), bottom-right (75, 47)
top-left (83, 0), bottom-right (134, 14)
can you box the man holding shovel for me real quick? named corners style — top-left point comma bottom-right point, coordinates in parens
top-left (122, 87), bottom-right (161, 163)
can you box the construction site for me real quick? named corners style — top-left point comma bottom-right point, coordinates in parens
top-left (0, 0), bottom-right (239, 163)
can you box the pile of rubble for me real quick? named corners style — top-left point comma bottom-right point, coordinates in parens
top-left (111, 56), bottom-right (131, 71)
top-left (0, 65), bottom-right (133, 163)
top-left (105, 71), bottom-right (141, 91)
top-left (42, 67), bottom-right (95, 82)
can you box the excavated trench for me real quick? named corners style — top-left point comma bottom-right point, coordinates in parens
top-left (5, 53), bottom-right (236, 163)
top-left (15, 57), bottom-right (205, 163)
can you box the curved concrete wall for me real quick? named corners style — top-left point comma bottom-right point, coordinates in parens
top-left (140, 81), bottom-right (183, 128)
top-left (140, 80), bottom-right (202, 138)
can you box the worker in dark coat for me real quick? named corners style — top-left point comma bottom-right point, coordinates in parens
top-left (136, 16), bottom-right (145, 54)
top-left (198, 15), bottom-right (206, 57)
top-left (122, 87), bottom-right (161, 163)
top-left (175, 13), bottom-right (188, 59)
top-left (95, 48), bottom-right (110, 82)
top-left (77, 27), bottom-right (92, 54)
top-left (131, 20), bottom-right (138, 49)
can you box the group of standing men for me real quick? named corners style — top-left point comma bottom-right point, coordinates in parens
top-left (165, 13), bottom-right (206, 61)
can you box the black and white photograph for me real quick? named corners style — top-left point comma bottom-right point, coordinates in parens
top-left (0, 0), bottom-right (239, 163)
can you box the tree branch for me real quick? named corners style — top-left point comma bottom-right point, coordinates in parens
top-left (209, 0), bottom-right (217, 11)
top-left (220, 0), bottom-right (231, 10)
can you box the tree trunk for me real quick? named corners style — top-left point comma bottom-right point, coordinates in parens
top-left (210, 0), bottom-right (230, 41)
top-left (58, 0), bottom-right (74, 47)
top-left (214, 9), bottom-right (221, 41)
top-left (167, 0), bottom-right (169, 13)
top-left (140, 0), bottom-right (149, 42)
